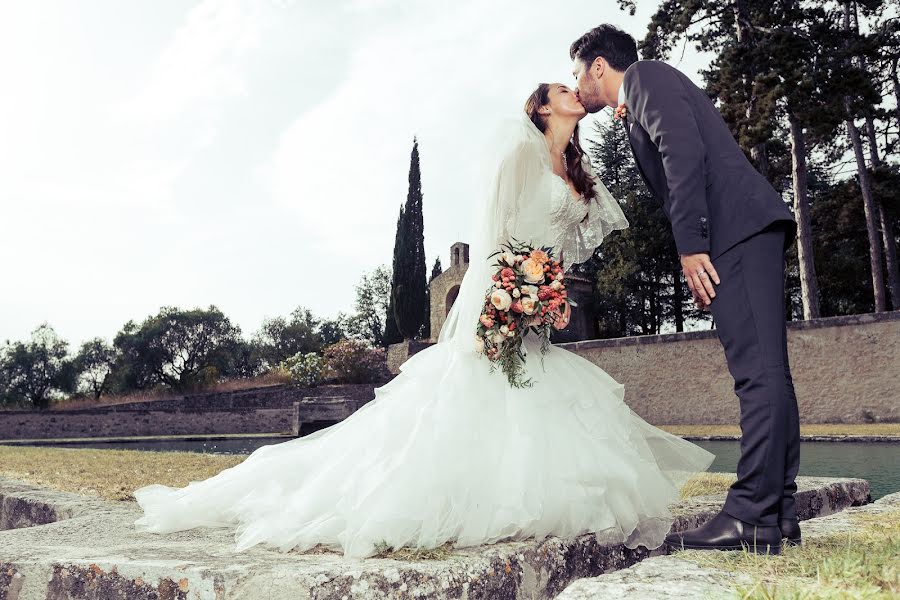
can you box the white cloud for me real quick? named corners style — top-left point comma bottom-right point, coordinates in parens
top-left (0, 0), bottom-right (717, 348)
top-left (114, 0), bottom-right (259, 126)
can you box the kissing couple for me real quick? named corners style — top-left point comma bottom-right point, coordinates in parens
top-left (134, 24), bottom-right (800, 560)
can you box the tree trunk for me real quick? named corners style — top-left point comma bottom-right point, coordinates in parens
top-left (733, 0), bottom-right (769, 178)
top-left (673, 269), bottom-right (685, 332)
top-left (854, 0), bottom-right (897, 308)
top-left (787, 110), bottom-right (820, 319)
top-left (640, 289), bottom-right (648, 335)
top-left (844, 109), bottom-right (887, 312)
top-left (865, 116), bottom-right (900, 308)
top-left (842, 2), bottom-right (886, 312)
top-left (892, 57), bottom-right (900, 127)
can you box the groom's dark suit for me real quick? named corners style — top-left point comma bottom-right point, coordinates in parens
top-left (621, 59), bottom-right (801, 527)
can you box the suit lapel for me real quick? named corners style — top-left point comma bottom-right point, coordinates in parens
top-left (621, 65), bottom-right (666, 203)
top-left (624, 116), bottom-right (662, 201)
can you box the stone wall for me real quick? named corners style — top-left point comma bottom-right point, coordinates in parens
top-left (429, 242), bottom-right (469, 341)
top-left (387, 340), bottom-right (435, 374)
top-left (565, 311), bottom-right (900, 425)
top-left (1, 407), bottom-right (294, 440)
top-left (1, 312), bottom-right (895, 440)
top-left (107, 383), bottom-right (380, 412)
top-left (0, 384), bottom-right (380, 441)
top-left (390, 311), bottom-right (900, 425)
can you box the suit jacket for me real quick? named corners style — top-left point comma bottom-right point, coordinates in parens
top-left (621, 59), bottom-right (796, 258)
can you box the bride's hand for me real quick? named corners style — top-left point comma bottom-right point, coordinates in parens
top-left (551, 301), bottom-right (572, 330)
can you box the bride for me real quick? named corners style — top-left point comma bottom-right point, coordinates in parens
top-left (133, 83), bottom-right (716, 559)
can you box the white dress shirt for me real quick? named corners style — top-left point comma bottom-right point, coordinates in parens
top-left (617, 81), bottom-right (630, 132)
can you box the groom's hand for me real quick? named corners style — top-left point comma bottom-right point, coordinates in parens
top-left (680, 253), bottom-right (720, 307)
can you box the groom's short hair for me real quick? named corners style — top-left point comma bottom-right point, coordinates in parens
top-left (569, 25), bottom-right (638, 72)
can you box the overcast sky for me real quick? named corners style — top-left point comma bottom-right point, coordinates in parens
top-left (0, 0), bottom-right (715, 347)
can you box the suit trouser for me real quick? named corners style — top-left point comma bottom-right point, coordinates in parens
top-left (707, 221), bottom-right (800, 527)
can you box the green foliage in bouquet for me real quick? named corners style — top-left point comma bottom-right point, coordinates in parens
top-left (476, 238), bottom-right (576, 388)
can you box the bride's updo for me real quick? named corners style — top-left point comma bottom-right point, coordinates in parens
top-left (524, 83), bottom-right (597, 202)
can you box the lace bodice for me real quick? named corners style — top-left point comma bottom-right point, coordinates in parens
top-left (548, 174), bottom-right (599, 266)
top-left (550, 174), bottom-right (590, 226)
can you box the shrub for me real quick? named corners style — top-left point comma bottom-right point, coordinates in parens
top-left (279, 352), bottom-right (325, 388)
top-left (323, 340), bottom-right (388, 384)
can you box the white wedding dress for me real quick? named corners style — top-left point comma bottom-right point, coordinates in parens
top-left (133, 115), bottom-right (716, 559)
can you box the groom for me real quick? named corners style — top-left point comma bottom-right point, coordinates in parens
top-left (570, 25), bottom-right (801, 555)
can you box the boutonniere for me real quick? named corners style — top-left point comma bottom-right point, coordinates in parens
top-left (614, 103), bottom-right (628, 120)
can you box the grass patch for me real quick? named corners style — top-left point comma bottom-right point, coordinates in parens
top-left (659, 424), bottom-right (900, 438)
top-left (0, 445), bottom-right (738, 504)
top-left (0, 445), bottom-right (243, 501)
top-left (680, 472), bottom-right (738, 500)
top-left (673, 508), bottom-right (900, 599)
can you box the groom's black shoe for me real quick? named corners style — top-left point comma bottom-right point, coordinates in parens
top-left (779, 516), bottom-right (802, 547)
top-left (664, 510), bottom-right (781, 555)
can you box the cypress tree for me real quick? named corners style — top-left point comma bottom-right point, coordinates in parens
top-left (430, 257), bottom-right (443, 283)
top-left (391, 138), bottom-right (428, 340)
top-left (383, 207), bottom-right (404, 346)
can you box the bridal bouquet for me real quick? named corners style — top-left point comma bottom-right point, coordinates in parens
top-left (475, 239), bottom-right (576, 388)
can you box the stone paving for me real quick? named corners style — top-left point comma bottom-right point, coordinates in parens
top-left (0, 476), bottom-right (871, 600)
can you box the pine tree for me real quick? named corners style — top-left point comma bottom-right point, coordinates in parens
top-left (586, 116), bottom-right (703, 337)
top-left (838, 0), bottom-right (887, 311)
top-left (867, 1), bottom-right (900, 307)
top-left (639, 0), bottom-right (854, 319)
top-left (390, 138), bottom-right (428, 340)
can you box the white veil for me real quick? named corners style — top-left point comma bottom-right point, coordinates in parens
top-left (437, 112), bottom-right (628, 351)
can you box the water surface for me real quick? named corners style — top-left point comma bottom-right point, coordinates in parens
top-left (16, 435), bottom-right (898, 500)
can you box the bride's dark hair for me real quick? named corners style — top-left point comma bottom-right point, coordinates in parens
top-left (524, 83), bottom-right (596, 202)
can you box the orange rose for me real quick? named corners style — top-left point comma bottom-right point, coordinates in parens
top-left (521, 258), bottom-right (545, 284)
top-left (529, 249), bottom-right (550, 265)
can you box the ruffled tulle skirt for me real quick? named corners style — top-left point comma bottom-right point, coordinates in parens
top-left (133, 339), bottom-right (715, 559)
